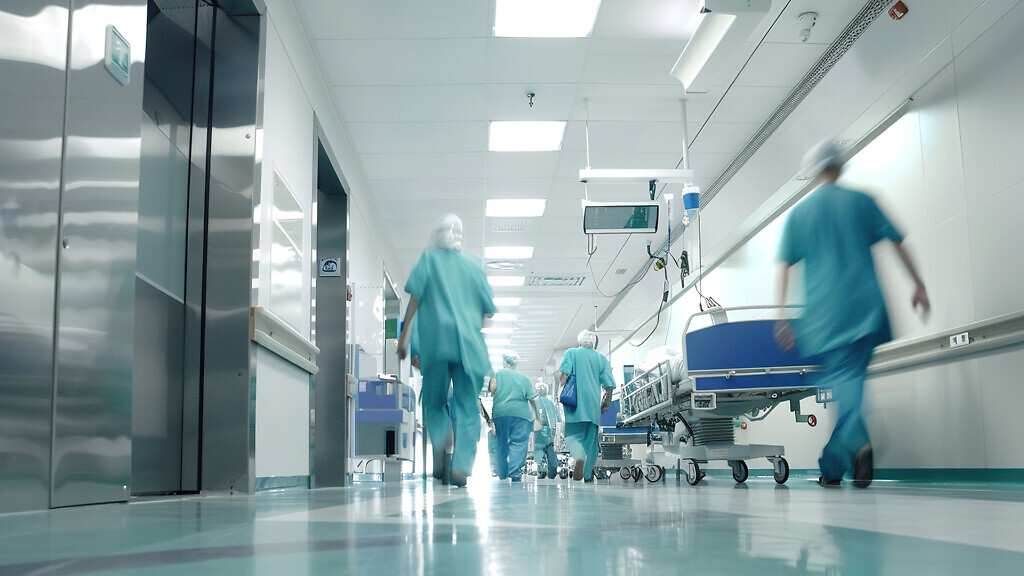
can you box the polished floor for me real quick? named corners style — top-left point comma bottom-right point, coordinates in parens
top-left (1, 473), bottom-right (1022, 575)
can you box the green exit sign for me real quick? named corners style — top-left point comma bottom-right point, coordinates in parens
top-left (104, 25), bottom-right (130, 86)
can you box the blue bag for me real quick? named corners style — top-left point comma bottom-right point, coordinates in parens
top-left (559, 373), bottom-right (578, 409)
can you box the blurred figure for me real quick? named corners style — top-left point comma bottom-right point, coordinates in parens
top-left (488, 351), bottom-right (540, 482)
top-left (556, 330), bottom-right (615, 481)
top-left (478, 396), bottom-right (499, 477)
top-left (775, 142), bottom-right (929, 488)
top-left (532, 382), bottom-right (561, 479)
top-left (398, 214), bottom-right (496, 487)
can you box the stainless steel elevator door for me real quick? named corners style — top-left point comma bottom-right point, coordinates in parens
top-left (131, 0), bottom-right (199, 495)
top-left (0, 0), bottom-right (69, 515)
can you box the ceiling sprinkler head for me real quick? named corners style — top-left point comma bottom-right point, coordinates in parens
top-left (798, 12), bottom-right (817, 42)
top-left (527, 92), bottom-right (536, 108)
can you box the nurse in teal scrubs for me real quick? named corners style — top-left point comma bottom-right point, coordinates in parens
top-left (398, 214), bottom-right (496, 487)
top-left (556, 330), bottom-right (615, 482)
top-left (532, 382), bottom-right (561, 479)
top-left (775, 142), bottom-right (929, 488)
top-left (489, 352), bottom-right (539, 482)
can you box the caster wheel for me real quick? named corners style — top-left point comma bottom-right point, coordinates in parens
top-left (729, 460), bottom-right (748, 483)
top-left (619, 467), bottom-right (632, 480)
top-left (773, 458), bottom-right (790, 484)
top-left (686, 462), bottom-right (703, 486)
top-left (645, 465), bottom-right (664, 483)
top-left (559, 469), bottom-right (569, 480)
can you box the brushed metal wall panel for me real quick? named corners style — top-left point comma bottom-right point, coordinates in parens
top-left (0, 0), bottom-right (69, 514)
top-left (131, 277), bottom-right (185, 494)
top-left (51, 0), bottom-right (147, 508)
top-left (199, 10), bottom-right (262, 493)
top-left (311, 138), bottom-right (349, 488)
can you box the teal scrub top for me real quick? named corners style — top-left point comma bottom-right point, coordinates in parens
top-left (491, 369), bottom-right (537, 421)
top-left (535, 396), bottom-right (560, 429)
top-left (405, 249), bottom-right (496, 380)
top-left (558, 347), bottom-right (616, 426)
top-left (778, 184), bottom-right (904, 355)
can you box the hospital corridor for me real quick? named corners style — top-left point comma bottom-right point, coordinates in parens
top-left (2, 0), bottom-right (1024, 574)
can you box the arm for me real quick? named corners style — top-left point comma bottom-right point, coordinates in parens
top-left (396, 295), bottom-right (419, 360)
top-left (529, 398), bottom-right (542, 430)
top-left (894, 241), bottom-right (930, 317)
top-left (601, 389), bottom-right (613, 412)
top-left (774, 262), bottom-right (796, 351)
top-left (488, 377), bottom-right (497, 395)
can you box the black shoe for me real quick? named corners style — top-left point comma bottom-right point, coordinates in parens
top-left (817, 477), bottom-right (841, 488)
top-left (853, 444), bottom-right (873, 489)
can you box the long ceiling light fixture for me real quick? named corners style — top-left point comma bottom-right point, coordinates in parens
top-left (669, 0), bottom-right (772, 93)
top-left (489, 121), bottom-right (567, 152)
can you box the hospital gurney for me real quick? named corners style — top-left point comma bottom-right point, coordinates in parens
top-left (619, 306), bottom-right (821, 486)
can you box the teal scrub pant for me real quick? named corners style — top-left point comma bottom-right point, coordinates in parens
top-left (494, 416), bottom-right (531, 480)
top-left (421, 361), bottom-right (483, 477)
top-left (818, 336), bottom-right (875, 482)
top-left (533, 429), bottom-right (558, 478)
top-left (487, 429), bottom-right (499, 476)
top-left (564, 422), bottom-right (599, 480)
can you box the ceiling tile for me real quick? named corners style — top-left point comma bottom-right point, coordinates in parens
top-left (301, 0), bottom-right (489, 40)
top-left (485, 84), bottom-right (578, 121)
top-left (592, 0), bottom-right (702, 40)
top-left (347, 122), bottom-right (486, 154)
top-left (689, 121), bottom-right (762, 155)
top-left (319, 39), bottom-right (487, 86)
top-left (710, 85), bottom-right (792, 124)
top-left (734, 42), bottom-right (829, 88)
top-left (360, 152), bottom-right (485, 180)
top-left (580, 39), bottom-right (686, 85)
top-left (486, 39), bottom-right (589, 84)
top-left (335, 85), bottom-right (486, 123)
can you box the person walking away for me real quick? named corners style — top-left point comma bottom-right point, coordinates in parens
top-left (398, 214), bottom-right (496, 487)
top-left (556, 330), bottom-right (615, 482)
top-left (489, 352), bottom-right (540, 482)
top-left (775, 142), bottom-right (929, 488)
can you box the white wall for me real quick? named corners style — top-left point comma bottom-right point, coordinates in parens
top-left (614, 0), bottom-right (1024, 471)
top-left (253, 2), bottom-right (406, 478)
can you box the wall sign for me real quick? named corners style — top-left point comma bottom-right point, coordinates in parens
top-left (319, 257), bottom-right (341, 277)
top-left (104, 25), bottom-right (131, 86)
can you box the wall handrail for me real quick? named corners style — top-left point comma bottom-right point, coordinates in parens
top-left (250, 306), bottom-right (319, 374)
top-left (868, 310), bottom-right (1024, 375)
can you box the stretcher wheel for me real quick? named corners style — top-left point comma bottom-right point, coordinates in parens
top-left (773, 458), bottom-right (790, 484)
top-left (807, 415), bottom-right (817, 428)
top-left (729, 460), bottom-right (748, 484)
top-left (686, 462), bottom-right (703, 486)
top-left (645, 465), bottom-right (664, 483)
top-left (559, 469), bottom-right (569, 480)
top-left (619, 467), bottom-right (632, 480)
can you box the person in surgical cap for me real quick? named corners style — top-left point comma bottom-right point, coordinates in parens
top-left (556, 330), bottom-right (615, 482)
top-left (398, 214), bottom-right (496, 487)
top-left (775, 141), bottom-right (929, 489)
top-left (488, 351), bottom-right (540, 482)
top-left (531, 381), bottom-right (561, 479)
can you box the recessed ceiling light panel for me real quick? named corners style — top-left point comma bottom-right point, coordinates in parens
top-left (489, 121), bottom-right (566, 152)
top-left (494, 0), bottom-right (602, 38)
top-left (485, 246), bottom-right (535, 259)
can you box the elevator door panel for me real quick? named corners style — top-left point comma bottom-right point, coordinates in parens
top-left (0, 0), bottom-right (69, 514)
top-left (130, 0), bottom-right (200, 495)
top-left (51, 0), bottom-right (146, 508)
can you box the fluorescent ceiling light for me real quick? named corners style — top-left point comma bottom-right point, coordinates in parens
top-left (485, 246), bottom-right (534, 260)
top-left (488, 276), bottom-right (526, 287)
top-left (486, 338), bottom-right (511, 346)
top-left (483, 326), bottom-right (515, 334)
top-left (493, 297), bottom-right (522, 307)
top-left (486, 199), bottom-right (547, 218)
top-left (670, 12), bottom-right (736, 92)
top-left (494, 0), bottom-right (602, 38)
top-left (489, 121), bottom-right (566, 152)
top-left (491, 313), bottom-right (518, 323)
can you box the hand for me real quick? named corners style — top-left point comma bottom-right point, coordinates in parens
top-left (912, 284), bottom-right (930, 318)
top-left (397, 340), bottom-right (408, 361)
top-left (534, 419), bottom-right (542, 432)
top-left (774, 319), bottom-right (796, 352)
top-left (411, 355), bottom-right (420, 369)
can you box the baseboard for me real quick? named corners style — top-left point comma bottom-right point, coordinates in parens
top-left (255, 475), bottom-right (310, 492)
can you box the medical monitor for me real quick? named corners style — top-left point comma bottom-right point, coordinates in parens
top-left (583, 202), bottom-right (659, 234)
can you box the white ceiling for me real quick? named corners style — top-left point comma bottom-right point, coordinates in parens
top-left (296, 0), bottom-right (867, 376)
